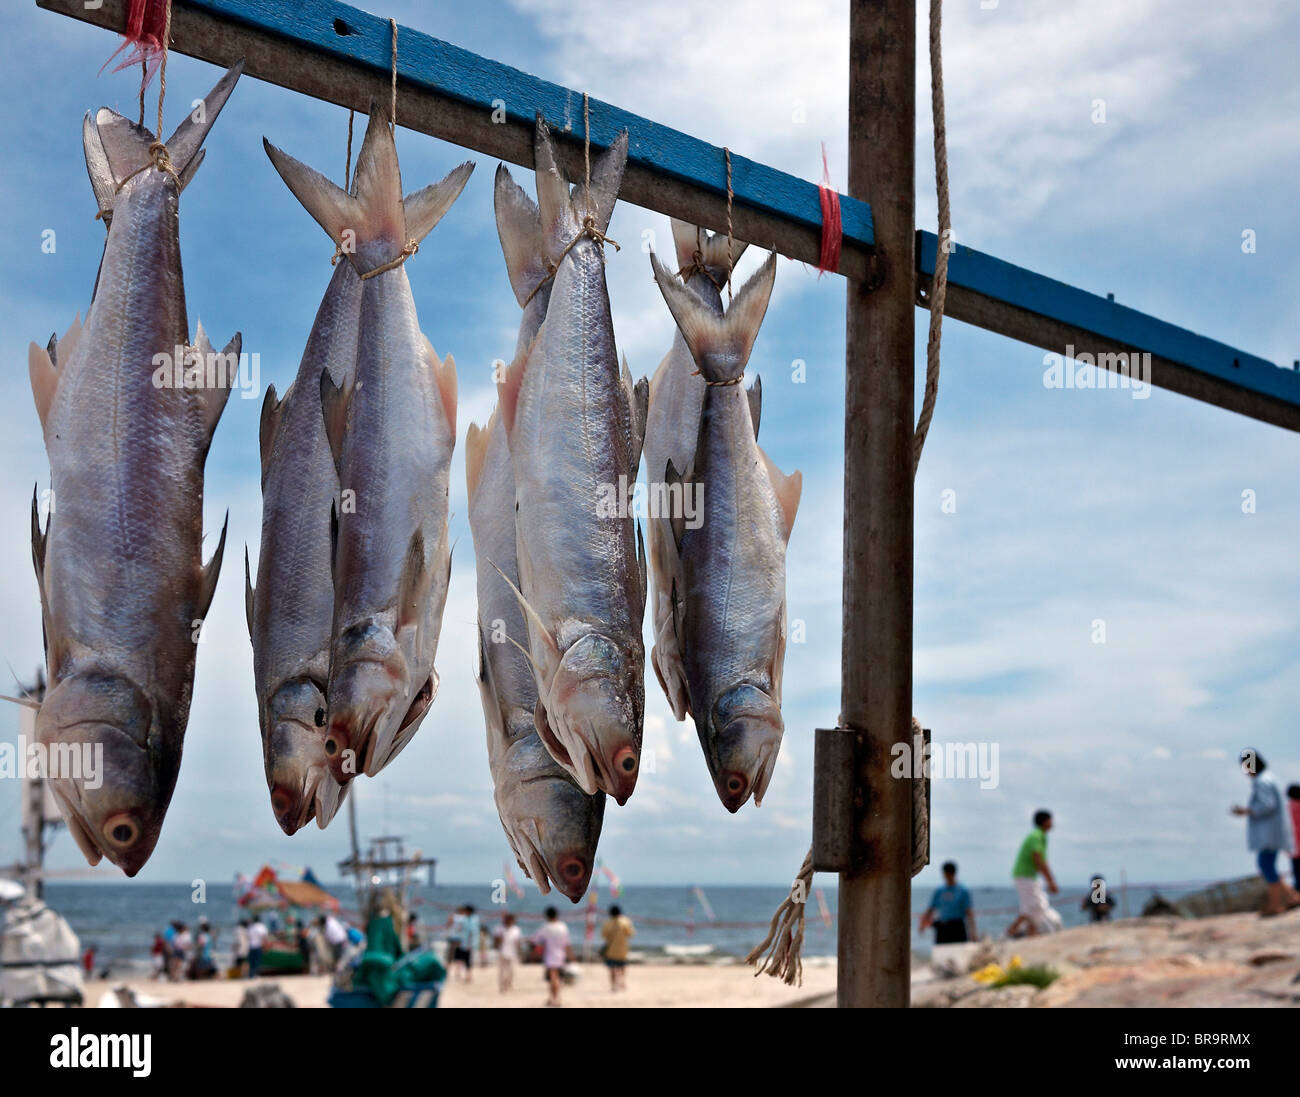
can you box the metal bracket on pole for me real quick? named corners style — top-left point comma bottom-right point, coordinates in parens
top-left (812, 725), bottom-right (865, 874)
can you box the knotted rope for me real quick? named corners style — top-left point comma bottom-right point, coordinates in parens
top-left (748, 0), bottom-right (950, 987)
top-left (521, 93), bottom-right (620, 308)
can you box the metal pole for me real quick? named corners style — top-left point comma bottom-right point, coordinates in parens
top-left (838, 0), bottom-right (916, 1008)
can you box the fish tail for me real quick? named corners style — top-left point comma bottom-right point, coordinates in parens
top-left (649, 249), bottom-right (777, 384)
top-left (264, 100), bottom-right (472, 271)
top-left (87, 60), bottom-right (243, 213)
top-left (670, 218), bottom-right (748, 285)
top-left (533, 115), bottom-right (628, 259)
top-left (494, 164), bottom-right (548, 307)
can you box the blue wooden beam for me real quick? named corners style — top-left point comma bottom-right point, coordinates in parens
top-left (918, 231), bottom-right (1300, 432)
top-left (37, 0), bottom-right (872, 278)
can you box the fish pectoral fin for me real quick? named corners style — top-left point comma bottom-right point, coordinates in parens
top-left (395, 528), bottom-right (431, 634)
top-left (328, 500), bottom-right (339, 585)
top-left (664, 459), bottom-right (689, 551)
top-left (319, 369), bottom-right (350, 472)
top-left (747, 375), bottom-right (762, 440)
top-left (759, 448), bottom-right (802, 542)
top-left (28, 341), bottom-right (58, 433)
top-left (487, 558), bottom-right (560, 665)
top-left (243, 546), bottom-right (255, 639)
top-left (258, 383), bottom-right (282, 485)
top-left (197, 512), bottom-right (230, 622)
top-left (0, 693), bottom-right (41, 711)
top-left (635, 520), bottom-right (648, 614)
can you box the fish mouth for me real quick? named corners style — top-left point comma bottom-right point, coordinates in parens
top-left (314, 770), bottom-right (348, 829)
top-left (325, 667), bottom-right (434, 781)
top-left (509, 817), bottom-right (592, 903)
top-left (51, 785), bottom-right (104, 868)
top-left (509, 817), bottom-right (553, 897)
top-left (50, 784), bottom-right (153, 877)
top-left (717, 742), bottom-right (778, 813)
top-left (539, 707), bottom-right (636, 804)
top-left (270, 766), bottom-right (335, 835)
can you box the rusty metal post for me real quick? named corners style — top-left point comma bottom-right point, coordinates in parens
top-left (837, 0), bottom-right (916, 1008)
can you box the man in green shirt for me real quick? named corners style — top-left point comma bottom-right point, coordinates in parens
top-left (1007, 809), bottom-right (1062, 936)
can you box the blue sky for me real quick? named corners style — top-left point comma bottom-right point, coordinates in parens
top-left (0, 0), bottom-right (1297, 892)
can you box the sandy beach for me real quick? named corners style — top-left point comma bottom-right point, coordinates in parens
top-left (82, 958), bottom-right (837, 1009)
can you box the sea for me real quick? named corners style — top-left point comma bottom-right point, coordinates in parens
top-left (38, 878), bottom-right (1214, 978)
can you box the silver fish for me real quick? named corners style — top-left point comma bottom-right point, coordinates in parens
top-left (463, 167), bottom-right (606, 901)
top-left (643, 221), bottom-right (751, 719)
top-left (648, 250), bottom-right (801, 811)
top-left (246, 257), bottom-right (360, 834)
top-left (499, 119), bottom-right (648, 805)
top-left (26, 62), bottom-right (244, 875)
top-left (264, 103), bottom-right (472, 793)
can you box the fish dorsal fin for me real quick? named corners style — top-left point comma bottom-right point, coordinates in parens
top-left (629, 370), bottom-right (649, 477)
top-left (465, 411), bottom-right (496, 506)
top-left (29, 342), bottom-right (58, 433)
top-left (497, 331), bottom-right (537, 440)
top-left (30, 487), bottom-right (47, 583)
top-left (319, 370), bottom-right (350, 473)
top-left (395, 528), bottom-right (431, 634)
top-left (493, 163), bottom-right (548, 306)
top-left (198, 512), bottom-right (229, 622)
top-left (192, 324), bottom-right (239, 452)
top-left (424, 337), bottom-right (457, 436)
top-left (759, 448), bottom-right (802, 542)
top-left (243, 546), bottom-right (255, 638)
top-left (747, 375), bottom-right (762, 440)
top-left (258, 383), bottom-right (282, 485)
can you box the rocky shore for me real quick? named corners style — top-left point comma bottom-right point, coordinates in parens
top-left (911, 907), bottom-right (1300, 1007)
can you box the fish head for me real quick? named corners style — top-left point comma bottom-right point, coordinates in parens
top-left (263, 676), bottom-right (334, 834)
top-left (499, 736), bottom-right (605, 903)
top-left (542, 633), bottom-right (643, 804)
top-left (323, 623), bottom-right (430, 782)
top-left (37, 672), bottom-right (168, 876)
top-left (709, 684), bottom-right (784, 813)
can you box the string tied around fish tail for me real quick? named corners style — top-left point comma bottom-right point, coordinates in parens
top-left (520, 93), bottom-right (620, 307)
top-left (677, 248), bottom-right (727, 294)
top-left (358, 239), bottom-right (420, 281)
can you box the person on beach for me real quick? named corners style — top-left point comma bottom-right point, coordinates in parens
top-left (919, 861), bottom-right (975, 944)
top-left (150, 932), bottom-right (167, 979)
top-left (496, 913), bottom-right (523, 993)
top-left (532, 907), bottom-right (572, 1007)
top-left (1231, 750), bottom-right (1300, 917)
top-left (600, 905), bottom-right (636, 990)
top-left (1288, 784), bottom-right (1300, 892)
top-left (1006, 810), bottom-right (1062, 937)
top-left (322, 912), bottom-right (348, 968)
top-left (246, 916), bottom-right (268, 978)
top-left (233, 919), bottom-right (250, 978)
top-left (1080, 874), bottom-right (1117, 922)
top-left (170, 923), bottom-right (191, 981)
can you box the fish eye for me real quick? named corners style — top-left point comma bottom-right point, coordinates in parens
top-left (325, 737), bottom-right (338, 756)
top-left (726, 775), bottom-right (745, 794)
top-left (314, 708), bottom-right (326, 727)
top-left (102, 814), bottom-right (140, 849)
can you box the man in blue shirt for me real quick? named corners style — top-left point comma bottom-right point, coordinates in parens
top-left (919, 861), bottom-right (976, 944)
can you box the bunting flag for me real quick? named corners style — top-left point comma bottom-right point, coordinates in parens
top-left (503, 861), bottom-right (525, 900)
top-left (599, 862), bottom-right (622, 898)
top-left (814, 887), bottom-right (833, 927)
top-left (692, 884), bottom-right (716, 921)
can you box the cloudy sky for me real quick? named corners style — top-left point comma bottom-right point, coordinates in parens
top-left (0, 0), bottom-right (1296, 892)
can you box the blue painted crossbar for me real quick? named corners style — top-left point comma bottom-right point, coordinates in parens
top-left (918, 231), bottom-right (1300, 432)
top-left (37, 0), bottom-right (872, 277)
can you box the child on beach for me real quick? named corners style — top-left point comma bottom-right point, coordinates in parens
top-left (531, 907), bottom-right (572, 1007)
top-left (495, 913), bottom-right (522, 993)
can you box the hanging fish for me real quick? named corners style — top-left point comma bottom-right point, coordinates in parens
top-left (26, 61), bottom-right (244, 875)
top-left (648, 250), bottom-right (801, 811)
top-left (263, 102), bottom-right (473, 794)
top-left (643, 220), bottom-right (751, 719)
top-left (246, 256), bottom-right (360, 835)
top-left (463, 166), bottom-right (605, 901)
top-left (498, 118), bottom-right (649, 805)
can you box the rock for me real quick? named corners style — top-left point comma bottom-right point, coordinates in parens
top-left (951, 984), bottom-right (1040, 1008)
top-left (239, 982), bottom-right (296, 1008)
